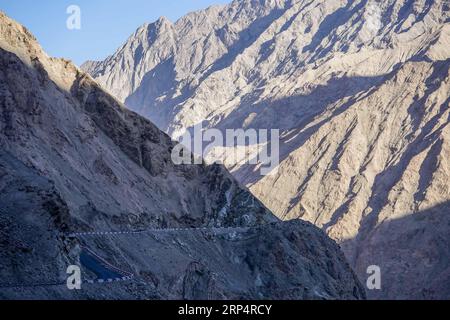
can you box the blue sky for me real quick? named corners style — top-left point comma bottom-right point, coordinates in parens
top-left (1, 0), bottom-right (230, 65)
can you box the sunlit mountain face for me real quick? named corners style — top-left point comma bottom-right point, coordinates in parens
top-left (83, 0), bottom-right (450, 299)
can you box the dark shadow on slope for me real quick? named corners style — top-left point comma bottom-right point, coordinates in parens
top-left (414, 138), bottom-right (443, 204)
top-left (125, 57), bottom-right (180, 129)
top-left (198, 4), bottom-right (289, 84)
top-left (383, 0), bottom-right (437, 36)
top-left (302, 0), bottom-right (368, 55)
top-left (356, 94), bottom-right (449, 247)
top-left (228, 72), bottom-right (390, 186)
top-left (256, 0), bottom-right (315, 64)
top-left (406, 59), bottom-right (450, 134)
top-left (394, 0), bottom-right (434, 34)
top-left (304, 59), bottom-right (450, 230)
top-left (339, 201), bottom-right (450, 299)
top-left (337, 59), bottom-right (450, 286)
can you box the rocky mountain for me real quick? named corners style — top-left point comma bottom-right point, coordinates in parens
top-left (0, 12), bottom-right (365, 299)
top-left (83, 0), bottom-right (450, 299)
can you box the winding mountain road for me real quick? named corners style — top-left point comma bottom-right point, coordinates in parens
top-left (0, 224), bottom-right (277, 290)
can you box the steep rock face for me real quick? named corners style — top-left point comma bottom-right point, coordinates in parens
top-left (84, 0), bottom-right (450, 299)
top-left (0, 12), bottom-right (364, 299)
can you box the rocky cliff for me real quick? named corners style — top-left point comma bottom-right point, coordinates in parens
top-left (84, 0), bottom-right (450, 299)
top-left (0, 11), bottom-right (364, 299)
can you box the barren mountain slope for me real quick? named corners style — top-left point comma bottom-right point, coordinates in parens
top-left (84, 0), bottom-right (450, 299)
top-left (0, 12), bottom-right (365, 299)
